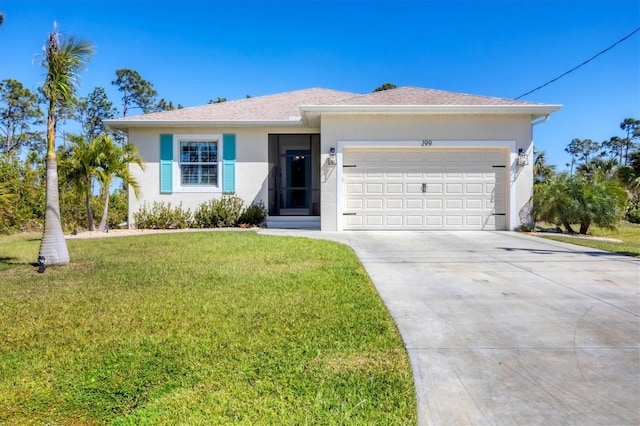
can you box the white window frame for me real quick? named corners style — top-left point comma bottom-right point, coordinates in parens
top-left (173, 134), bottom-right (223, 193)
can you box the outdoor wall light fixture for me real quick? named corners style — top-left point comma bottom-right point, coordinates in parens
top-left (517, 148), bottom-right (528, 167)
top-left (328, 147), bottom-right (337, 166)
top-left (37, 255), bottom-right (46, 273)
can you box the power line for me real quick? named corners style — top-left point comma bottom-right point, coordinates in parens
top-left (515, 27), bottom-right (640, 100)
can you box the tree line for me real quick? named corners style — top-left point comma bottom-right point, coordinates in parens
top-left (532, 118), bottom-right (640, 234)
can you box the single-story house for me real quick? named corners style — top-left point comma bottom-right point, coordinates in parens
top-left (105, 86), bottom-right (560, 231)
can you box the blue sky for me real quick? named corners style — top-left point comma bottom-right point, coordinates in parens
top-left (1, 0), bottom-right (638, 169)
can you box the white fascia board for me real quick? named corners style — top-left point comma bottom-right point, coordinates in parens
top-left (300, 104), bottom-right (562, 118)
top-left (103, 119), bottom-right (304, 130)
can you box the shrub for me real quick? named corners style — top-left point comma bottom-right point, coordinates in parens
top-left (105, 188), bottom-right (128, 228)
top-left (533, 171), bottom-right (627, 234)
top-left (133, 202), bottom-right (192, 229)
top-left (238, 201), bottom-right (267, 227)
top-left (515, 223), bottom-right (535, 232)
top-left (193, 194), bottom-right (245, 228)
top-left (626, 201), bottom-right (640, 224)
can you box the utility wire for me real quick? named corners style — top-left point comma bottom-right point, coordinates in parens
top-left (515, 27), bottom-right (640, 100)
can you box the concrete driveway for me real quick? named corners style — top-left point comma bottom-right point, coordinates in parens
top-left (262, 230), bottom-right (640, 425)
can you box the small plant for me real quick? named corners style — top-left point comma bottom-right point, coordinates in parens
top-left (626, 201), bottom-right (640, 224)
top-left (238, 201), bottom-right (267, 227)
top-left (515, 223), bottom-right (535, 232)
top-left (133, 202), bottom-right (192, 229)
top-left (193, 194), bottom-right (245, 228)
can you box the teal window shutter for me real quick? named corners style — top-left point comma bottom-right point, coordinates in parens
top-left (223, 134), bottom-right (236, 193)
top-left (160, 134), bottom-right (173, 193)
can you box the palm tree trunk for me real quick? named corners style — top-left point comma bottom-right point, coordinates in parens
top-left (563, 222), bottom-right (577, 234)
top-left (579, 222), bottom-right (590, 235)
top-left (39, 156), bottom-right (70, 265)
top-left (85, 189), bottom-right (95, 231)
top-left (98, 188), bottom-right (110, 231)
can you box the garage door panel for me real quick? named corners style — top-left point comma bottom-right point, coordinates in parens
top-left (465, 216), bottom-right (484, 226)
top-left (344, 215), bottom-right (363, 227)
top-left (426, 216), bottom-right (444, 226)
top-left (446, 183), bottom-right (463, 194)
top-left (426, 183), bottom-right (443, 194)
top-left (366, 216), bottom-right (384, 226)
top-left (406, 215), bottom-right (423, 226)
top-left (385, 216), bottom-right (403, 226)
top-left (446, 216), bottom-right (463, 226)
top-left (405, 183), bottom-right (421, 194)
top-left (426, 199), bottom-right (443, 209)
top-left (343, 148), bottom-right (506, 230)
top-left (365, 171), bottom-right (383, 178)
top-left (406, 198), bottom-right (423, 209)
top-left (445, 199), bottom-right (463, 209)
top-left (465, 199), bottom-right (483, 210)
top-left (405, 172), bottom-right (423, 179)
top-left (445, 171), bottom-right (464, 179)
top-left (465, 183), bottom-right (483, 194)
top-left (386, 183), bottom-right (403, 194)
top-left (366, 199), bottom-right (383, 209)
top-left (465, 172), bottom-right (484, 179)
top-left (346, 199), bottom-right (364, 209)
top-left (346, 183), bottom-right (363, 195)
top-left (386, 199), bottom-right (403, 209)
top-left (365, 183), bottom-right (383, 194)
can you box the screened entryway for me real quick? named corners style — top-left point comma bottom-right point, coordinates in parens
top-left (268, 134), bottom-right (320, 216)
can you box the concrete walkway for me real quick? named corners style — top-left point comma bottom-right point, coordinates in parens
top-left (261, 230), bottom-right (640, 425)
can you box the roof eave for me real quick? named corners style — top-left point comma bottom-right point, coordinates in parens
top-left (300, 104), bottom-right (562, 119)
top-left (103, 119), bottom-right (305, 130)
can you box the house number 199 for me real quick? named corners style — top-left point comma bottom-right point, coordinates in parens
top-left (422, 140), bottom-right (433, 147)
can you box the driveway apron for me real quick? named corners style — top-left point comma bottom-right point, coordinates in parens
top-left (261, 230), bottom-right (640, 425)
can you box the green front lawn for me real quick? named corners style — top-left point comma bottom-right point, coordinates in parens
top-left (0, 232), bottom-right (416, 425)
top-left (533, 222), bottom-right (640, 257)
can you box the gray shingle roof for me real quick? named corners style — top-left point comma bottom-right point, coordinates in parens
top-left (114, 88), bottom-right (357, 122)
top-left (321, 86), bottom-right (542, 106)
top-left (106, 86), bottom-right (558, 128)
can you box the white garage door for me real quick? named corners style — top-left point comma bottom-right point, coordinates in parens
top-left (342, 148), bottom-right (506, 230)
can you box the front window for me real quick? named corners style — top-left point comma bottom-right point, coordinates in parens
top-left (179, 140), bottom-right (218, 186)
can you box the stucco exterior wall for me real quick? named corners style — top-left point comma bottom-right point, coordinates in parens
top-left (126, 126), bottom-right (318, 226)
top-left (319, 114), bottom-right (534, 231)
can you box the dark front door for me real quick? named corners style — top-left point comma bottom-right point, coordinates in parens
top-left (268, 134), bottom-right (320, 216)
top-left (285, 150), bottom-right (311, 209)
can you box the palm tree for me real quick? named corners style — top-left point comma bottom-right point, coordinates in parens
top-left (58, 134), bottom-right (101, 231)
top-left (533, 149), bottom-right (556, 185)
top-left (576, 157), bottom-right (618, 181)
top-left (533, 171), bottom-right (627, 234)
top-left (95, 135), bottom-right (144, 231)
top-left (38, 24), bottom-right (93, 266)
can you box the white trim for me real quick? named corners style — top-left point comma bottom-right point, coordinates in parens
top-left (301, 104), bottom-right (561, 118)
top-left (105, 119), bottom-right (305, 129)
top-left (104, 105), bottom-right (562, 130)
top-left (335, 140), bottom-right (518, 231)
top-left (173, 134), bottom-right (223, 193)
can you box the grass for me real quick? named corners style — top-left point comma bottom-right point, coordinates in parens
top-left (533, 222), bottom-right (640, 257)
top-left (0, 232), bottom-right (416, 425)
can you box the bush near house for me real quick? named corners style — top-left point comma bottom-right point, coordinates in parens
top-left (193, 194), bottom-right (245, 228)
top-left (133, 201), bottom-right (193, 229)
top-left (238, 200), bottom-right (267, 227)
top-left (134, 195), bottom-right (267, 230)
